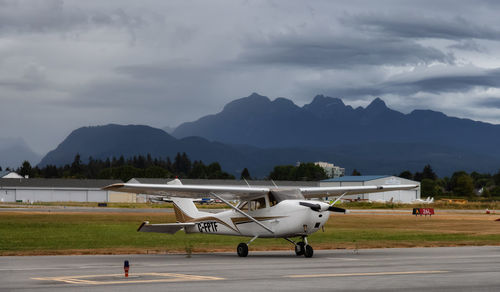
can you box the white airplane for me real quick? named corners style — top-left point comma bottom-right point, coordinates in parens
top-left (412, 196), bottom-right (434, 204)
top-left (104, 179), bottom-right (417, 258)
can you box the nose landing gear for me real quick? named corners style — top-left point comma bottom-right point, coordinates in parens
top-left (286, 236), bottom-right (314, 258)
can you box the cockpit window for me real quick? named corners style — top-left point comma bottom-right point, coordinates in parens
top-left (249, 197), bottom-right (267, 211)
top-left (238, 201), bottom-right (248, 211)
top-left (269, 192), bottom-right (278, 207)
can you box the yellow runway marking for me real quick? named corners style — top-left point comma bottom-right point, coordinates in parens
top-left (32, 272), bottom-right (224, 285)
top-left (285, 270), bottom-right (448, 278)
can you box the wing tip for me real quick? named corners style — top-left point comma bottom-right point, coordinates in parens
top-left (137, 221), bottom-right (149, 232)
top-left (102, 183), bottom-right (125, 190)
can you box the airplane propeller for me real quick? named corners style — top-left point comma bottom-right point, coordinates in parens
top-left (327, 206), bottom-right (347, 213)
top-left (299, 202), bottom-right (346, 213)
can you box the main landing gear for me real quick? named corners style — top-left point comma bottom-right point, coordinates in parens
top-left (237, 235), bottom-right (258, 257)
top-left (286, 236), bottom-right (314, 258)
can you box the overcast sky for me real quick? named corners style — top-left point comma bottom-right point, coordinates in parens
top-left (1, 0), bottom-right (500, 154)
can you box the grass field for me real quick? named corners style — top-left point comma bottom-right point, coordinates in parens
top-left (1, 211), bottom-right (499, 256)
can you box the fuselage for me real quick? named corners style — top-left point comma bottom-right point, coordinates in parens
top-left (184, 199), bottom-right (331, 238)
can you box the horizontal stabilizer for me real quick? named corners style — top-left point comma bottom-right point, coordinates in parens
top-left (137, 221), bottom-right (195, 234)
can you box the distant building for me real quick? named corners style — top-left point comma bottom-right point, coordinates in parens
top-left (314, 161), bottom-right (345, 178)
top-left (0, 171), bottom-right (23, 179)
top-left (320, 175), bottom-right (420, 203)
top-left (0, 178), bottom-right (123, 203)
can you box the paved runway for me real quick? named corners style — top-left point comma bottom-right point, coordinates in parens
top-left (1, 246), bottom-right (499, 291)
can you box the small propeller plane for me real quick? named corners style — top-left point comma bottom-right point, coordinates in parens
top-left (104, 179), bottom-right (417, 258)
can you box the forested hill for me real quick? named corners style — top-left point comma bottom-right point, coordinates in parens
top-left (38, 124), bottom-right (254, 176)
top-left (38, 124), bottom-right (500, 177)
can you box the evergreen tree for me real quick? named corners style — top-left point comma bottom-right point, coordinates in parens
top-left (351, 169), bottom-right (361, 176)
top-left (421, 178), bottom-right (438, 196)
top-left (189, 161), bottom-right (208, 179)
top-left (240, 168), bottom-right (251, 180)
top-left (450, 171), bottom-right (474, 197)
top-left (18, 161), bottom-right (32, 178)
top-left (269, 163), bottom-right (326, 181)
top-left (421, 164), bottom-right (437, 180)
top-left (174, 152), bottom-right (191, 175)
top-left (70, 154), bottom-right (83, 177)
top-left (493, 169), bottom-right (500, 186)
top-left (399, 170), bottom-right (413, 180)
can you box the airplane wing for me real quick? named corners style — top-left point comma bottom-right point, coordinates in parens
top-left (299, 184), bottom-right (418, 199)
top-left (137, 221), bottom-right (196, 234)
top-left (104, 182), bottom-right (418, 201)
top-left (103, 183), bottom-right (270, 201)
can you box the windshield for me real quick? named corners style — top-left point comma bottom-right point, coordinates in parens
top-left (270, 189), bottom-right (304, 202)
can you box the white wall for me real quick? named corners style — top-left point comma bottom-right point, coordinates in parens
top-left (0, 188), bottom-right (108, 202)
top-left (0, 189), bottom-right (16, 202)
top-left (320, 176), bottom-right (420, 203)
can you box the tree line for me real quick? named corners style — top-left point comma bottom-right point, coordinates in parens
top-left (7, 156), bottom-right (328, 182)
top-left (12, 153), bottom-right (235, 182)
top-left (268, 163), bottom-right (328, 181)
top-left (397, 164), bottom-right (500, 198)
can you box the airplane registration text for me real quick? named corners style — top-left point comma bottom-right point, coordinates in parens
top-left (197, 222), bottom-right (218, 233)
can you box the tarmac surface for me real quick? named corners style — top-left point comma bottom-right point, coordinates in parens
top-left (1, 246), bottom-right (499, 291)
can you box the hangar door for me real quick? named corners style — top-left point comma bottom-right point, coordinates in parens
top-left (0, 189), bottom-right (16, 202)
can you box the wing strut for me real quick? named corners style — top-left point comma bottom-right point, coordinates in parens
top-left (210, 192), bottom-right (274, 234)
top-left (330, 192), bottom-right (348, 206)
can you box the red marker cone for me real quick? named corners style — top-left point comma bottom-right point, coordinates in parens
top-left (124, 260), bottom-right (130, 278)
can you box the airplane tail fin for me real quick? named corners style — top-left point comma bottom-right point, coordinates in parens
top-left (172, 197), bottom-right (211, 223)
top-left (166, 178), bottom-right (211, 223)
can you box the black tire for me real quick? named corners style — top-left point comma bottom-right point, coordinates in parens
top-left (295, 242), bottom-right (305, 256)
top-left (237, 243), bottom-right (248, 257)
top-left (304, 245), bottom-right (314, 258)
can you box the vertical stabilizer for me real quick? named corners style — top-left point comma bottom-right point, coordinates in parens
top-left (172, 197), bottom-right (211, 222)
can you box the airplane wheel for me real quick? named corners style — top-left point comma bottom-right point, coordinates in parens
top-left (304, 245), bottom-right (314, 258)
top-left (295, 242), bottom-right (305, 256)
top-left (237, 243), bottom-right (248, 257)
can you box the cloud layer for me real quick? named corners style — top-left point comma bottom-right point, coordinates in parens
top-left (1, 0), bottom-right (500, 154)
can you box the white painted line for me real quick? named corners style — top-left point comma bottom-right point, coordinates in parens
top-left (284, 270), bottom-right (449, 278)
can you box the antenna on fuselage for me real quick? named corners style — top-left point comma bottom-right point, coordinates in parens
top-left (271, 179), bottom-right (278, 188)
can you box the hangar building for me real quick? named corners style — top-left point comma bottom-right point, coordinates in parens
top-left (0, 176), bottom-right (419, 204)
top-left (320, 175), bottom-right (420, 203)
top-left (0, 178), bottom-right (122, 203)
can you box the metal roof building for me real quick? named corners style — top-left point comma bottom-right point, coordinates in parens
top-left (320, 175), bottom-right (420, 203)
top-left (0, 178), bottom-right (122, 203)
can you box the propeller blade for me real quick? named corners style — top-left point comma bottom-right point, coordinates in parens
top-left (328, 206), bottom-right (346, 213)
top-left (299, 201), bottom-right (321, 211)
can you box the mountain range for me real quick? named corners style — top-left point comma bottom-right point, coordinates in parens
top-left (38, 93), bottom-right (500, 177)
top-left (173, 93), bottom-right (500, 157)
top-left (0, 138), bottom-right (41, 169)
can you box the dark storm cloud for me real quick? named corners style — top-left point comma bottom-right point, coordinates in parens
top-left (239, 35), bottom-right (454, 69)
top-left (310, 68), bottom-right (500, 101)
top-left (2, 0), bottom-right (500, 155)
top-left (344, 14), bottom-right (500, 41)
top-left (0, 64), bottom-right (48, 91)
top-left (387, 68), bottom-right (500, 95)
top-left (448, 40), bottom-right (485, 52)
top-left (0, 0), bottom-right (143, 36)
top-left (476, 97), bottom-right (500, 109)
